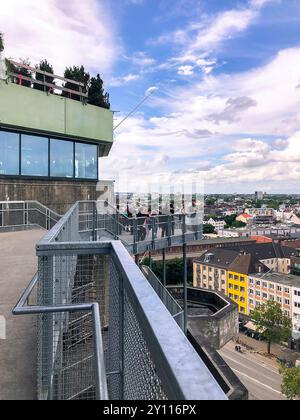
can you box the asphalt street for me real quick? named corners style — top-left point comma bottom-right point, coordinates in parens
top-left (219, 342), bottom-right (285, 400)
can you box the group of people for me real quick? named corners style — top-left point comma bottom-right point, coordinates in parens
top-left (117, 198), bottom-right (202, 242)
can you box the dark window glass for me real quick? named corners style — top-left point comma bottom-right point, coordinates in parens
top-left (21, 135), bottom-right (48, 176)
top-left (0, 131), bottom-right (19, 175)
top-left (50, 139), bottom-right (73, 178)
top-left (75, 143), bottom-right (97, 179)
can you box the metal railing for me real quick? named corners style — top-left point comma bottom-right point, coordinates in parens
top-left (142, 265), bottom-right (184, 331)
top-left (79, 200), bottom-right (203, 254)
top-left (6, 59), bottom-right (88, 102)
top-left (13, 201), bottom-right (226, 400)
top-left (0, 201), bottom-right (61, 230)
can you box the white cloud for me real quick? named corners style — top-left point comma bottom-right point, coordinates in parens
top-left (109, 73), bottom-right (141, 87)
top-left (177, 65), bottom-right (194, 76)
top-left (0, 0), bottom-right (119, 75)
top-left (151, 0), bottom-right (276, 76)
top-left (103, 45), bottom-right (300, 193)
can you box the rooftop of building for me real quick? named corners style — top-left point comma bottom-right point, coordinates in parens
top-left (194, 248), bottom-right (269, 275)
top-left (225, 242), bottom-right (297, 260)
top-left (251, 272), bottom-right (300, 288)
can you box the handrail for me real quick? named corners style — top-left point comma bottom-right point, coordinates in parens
top-left (8, 59), bottom-right (85, 86)
top-left (12, 274), bottom-right (108, 401)
top-left (6, 59), bottom-right (88, 101)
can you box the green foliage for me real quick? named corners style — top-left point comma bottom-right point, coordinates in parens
top-left (280, 366), bottom-right (300, 400)
top-left (63, 65), bottom-right (90, 100)
top-left (7, 58), bottom-right (32, 87)
top-left (232, 220), bottom-right (247, 228)
top-left (203, 224), bottom-right (216, 234)
top-left (224, 214), bottom-right (246, 229)
top-left (88, 74), bottom-right (110, 109)
top-left (205, 198), bottom-right (216, 206)
top-left (143, 257), bottom-right (193, 286)
top-left (34, 60), bottom-right (54, 91)
top-left (224, 214), bottom-right (237, 227)
top-left (0, 33), bottom-right (4, 53)
top-left (251, 301), bottom-right (292, 354)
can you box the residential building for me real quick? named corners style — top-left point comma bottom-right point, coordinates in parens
top-left (254, 215), bottom-right (275, 225)
top-left (292, 285), bottom-right (300, 339)
top-left (236, 214), bottom-right (253, 224)
top-left (255, 191), bottom-right (264, 200)
top-left (194, 249), bottom-right (268, 316)
top-left (248, 272), bottom-right (300, 340)
top-left (290, 249), bottom-right (300, 276)
top-left (204, 218), bottom-right (226, 231)
top-left (225, 242), bottom-right (297, 275)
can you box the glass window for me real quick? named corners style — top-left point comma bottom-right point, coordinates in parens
top-left (21, 135), bottom-right (48, 176)
top-left (0, 131), bottom-right (19, 175)
top-left (75, 143), bottom-right (97, 179)
top-left (50, 139), bottom-right (73, 178)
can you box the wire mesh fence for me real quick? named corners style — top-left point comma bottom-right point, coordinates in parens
top-left (142, 265), bottom-right (184, 331)
top-left (13, 200), bottom-right (226, 401)
top-left (0, 201), bottom-right (60, 230)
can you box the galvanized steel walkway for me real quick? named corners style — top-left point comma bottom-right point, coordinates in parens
top-left (0, 229), bottom-right (45, 400)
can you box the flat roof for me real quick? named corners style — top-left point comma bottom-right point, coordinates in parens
top-left (186, 237), bottom-right (255, 246)
top-left (251, 272), bottom-right (300, 288)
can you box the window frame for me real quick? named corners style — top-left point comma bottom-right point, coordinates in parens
top-left (0, 128), bottom-right (99, 181)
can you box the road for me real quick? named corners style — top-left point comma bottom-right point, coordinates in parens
top-left (219, 342), bottom-right (285, 400)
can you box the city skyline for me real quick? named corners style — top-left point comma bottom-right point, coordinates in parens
top-left (1, 0), bottom-right (300, 193)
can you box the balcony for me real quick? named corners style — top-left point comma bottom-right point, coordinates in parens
top-left (12, 201), bottom-right (226, 400)
top-left (0, 61), bottom-right (113, 155)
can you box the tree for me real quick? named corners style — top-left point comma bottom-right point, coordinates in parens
top-left (203, 224), bottom-right (216, 234)
top-left (6, 58), bottom-right (32, 87)
top-left (251, 301), bottom-right (292, 354)
top-left (88, 74), bottom-right (110, 109)
top-left (142, 257), bottom-right (193, 285)
top-left (0, 33), bottom-right (4, 53)
top-left (281, 366), bottom-right (300, 400)
top-left (34, 59), bottom-right (55, 91)
top-left (231, 220), bottom-right (247, 228)
top-left (62, 65), bottom-right (90, 101)
top-left (224, 214), bottom-right (237, 228)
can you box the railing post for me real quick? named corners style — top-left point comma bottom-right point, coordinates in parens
top-left (183, 242), bottom-right (188, 336)
top-left (133, 218), bottom-right (137, 255)
top-left (151, 217), bottom-right (156, 250)
top-left (149, 251), bottom-right (153, 271)
top-left (168, 215), bottom-right (172, 247)
top-left (119, 274), bottom-right (125, 399)
top-left (92, 202), bottom-right (97, 241)
top-left (162, 248), bottom-right (166, 287)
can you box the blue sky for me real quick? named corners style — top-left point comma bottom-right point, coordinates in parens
top-left (1, 0), bottom-right (300, 193)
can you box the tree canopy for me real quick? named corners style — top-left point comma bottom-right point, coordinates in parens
top-left (34, 60), bottom-right (54, 91)
top-left (63, 65), bottom-right (90, 100)
top-left (281, 366), bottom-right (300, 400)
top-left (203, 224), bottom-right (216, 234)
top-left (0, 33), bottom-right (4, 53)
top-left (88, 74), bottom-right (110, 109)
top-left (142, 257), bottom-right (193, 286)
top-left (251, 300), bottom-right (292, 354)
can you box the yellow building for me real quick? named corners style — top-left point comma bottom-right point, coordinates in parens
top-left (194, 249), bottom-right (269, 317)
top-left (227, 271), bottom-right (248, 315)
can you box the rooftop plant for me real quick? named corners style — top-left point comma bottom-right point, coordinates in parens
top-left (0, 32), bottom-right (111, 109)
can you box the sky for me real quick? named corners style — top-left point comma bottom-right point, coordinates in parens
top-left (1, 0), bottom-right (300, 194)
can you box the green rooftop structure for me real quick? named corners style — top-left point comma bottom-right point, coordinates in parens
top-left (0, 60), bottom-right (114, 213)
